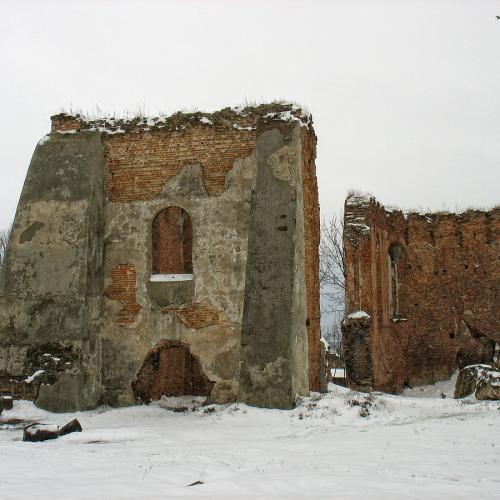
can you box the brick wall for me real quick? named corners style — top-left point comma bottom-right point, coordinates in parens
top-left (50, 114), bottom-right (84, 132)
top-left (152, 206), bottom-right (193, 274)
top-left (132, 340), bottom-right (214, 402)
top-left (301, 128), bottom-right (322, 391)
top-left (103, 127), bottom-right (256, 201)
top-left (104, 263), bottom-right (141, 326)
top-left (0, 376), bottom-right (40, 400)
top-left (344, 195), bottom-right (500, 392)
top-left (341, 314), bottom-right (373, 391)
top-left (162, 302), bottom-right (220, 329)
top-left (49, 105), bottom-right (320, 404)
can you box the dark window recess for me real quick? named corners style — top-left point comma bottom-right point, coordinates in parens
top-left (388, 243), bottom-right (406, 320)
top-left (152, 207), bottom-right (193, 274)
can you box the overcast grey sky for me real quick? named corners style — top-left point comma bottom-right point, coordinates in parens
top-left (0, 0), bottom-right (499, 229)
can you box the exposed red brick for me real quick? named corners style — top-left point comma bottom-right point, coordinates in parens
top-left (152, 206), bottom-right (193, 274)
top-left (50, 114), bottom-right (83, 132)
top-left (301, 128), bottom-right (322, 391)
top-left (104, 263), bottom-right (141, 326)
top-left (344, 196), bottom-right (500, 392)
top-left (162, 302), bottom-right (220, 329)
top-left (104, 127), bottom-right (257, 200)
top-left (132, 340), bottom-right (214, 403)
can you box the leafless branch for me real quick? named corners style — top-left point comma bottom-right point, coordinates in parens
top-left (319, 211), bottom-right (346, 353)
top-left (0, 224), bottom-right (12, 267)
top-left (319, 212), bottom-right (345, 307)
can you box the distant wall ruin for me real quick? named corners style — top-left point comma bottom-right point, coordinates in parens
top-left (343, 194), bottom-right (500, 393)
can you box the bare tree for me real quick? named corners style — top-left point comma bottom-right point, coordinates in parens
top-left (319, 212), bottom-right (345, 354)
top-left (319, 211), bottom-right (345, 313)
top-left (0, 225), bottom-right (12, 267)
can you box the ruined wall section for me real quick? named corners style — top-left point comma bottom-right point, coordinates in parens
top-left (344, 195), bottom-right (500, 393)
top-left (0, 132), bottom-right (105, 411)
top-left (98, 124), bottom-right (259, 406)
top-left (50, 104), bottom-right (319, 408)
top-left (239, 125), bottom-right (316, 408)
top-left (300, 128), bottom-right (322, 392)
top-left (342, 195), bottom-right (376, 390)
top-left (0, 103), bottom-right (320, 411)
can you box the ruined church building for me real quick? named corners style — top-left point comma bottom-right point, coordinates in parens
top-left (0, 104), bottom-right (322, 412)
top-left (343, 195), bottom-right (499, 393)
top-left (0, 102), bottom-right (498, 412)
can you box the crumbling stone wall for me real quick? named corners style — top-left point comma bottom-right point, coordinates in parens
top-left (301, 129), bottom-right (322, 392)
top-left (0, 132), bottom-right (105, 411)
top-left (343, 194), bottom-right (500, 393)
top-left (0, 103), bottom-right (322, 410)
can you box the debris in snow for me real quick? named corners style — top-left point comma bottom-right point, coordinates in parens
top-left (187, 480), bottom-right (204, 487)
top-left (346, 393), bottom-right (375, 418)
top-left (23, 418), bottom-right (82, 442)
top-left (455, 364), bottom-right (500, 400)
top-left (24, 370), bottom-right (45, 383)
top-left (23, 424), bottom-right (60, 442)
top-left (58, 418), bottom-right (83, 437)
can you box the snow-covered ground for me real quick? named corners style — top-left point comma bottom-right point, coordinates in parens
top-left (1, 383), bottom-right (499, 499)
top-left (402, 371), bottom-right (458, 398)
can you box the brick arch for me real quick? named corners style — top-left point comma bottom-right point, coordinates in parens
top-left (132, 340), bottom-right (213, 403)
top-left (152, 206), bottom-right (193, 274)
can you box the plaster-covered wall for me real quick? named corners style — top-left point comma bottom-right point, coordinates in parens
top-left (0, 132), bottom-right (105, 410)
top-left (0, 104), bottom-right (322, 411)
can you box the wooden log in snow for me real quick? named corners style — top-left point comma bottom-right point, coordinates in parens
top-left (58, 418), bottom-right (82, 436)
top-left (23, 418), bottom-right (82, 442)
top-left (23, 424), bottom-right (60, 442)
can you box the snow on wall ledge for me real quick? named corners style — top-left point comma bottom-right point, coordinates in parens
top-left (50, 102), bottom-right (313, 135)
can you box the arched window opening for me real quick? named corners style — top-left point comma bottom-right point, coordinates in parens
top-left (388, 243), bottom-right (405, 321)
top-left (151, 207), bottom-right (193, 281)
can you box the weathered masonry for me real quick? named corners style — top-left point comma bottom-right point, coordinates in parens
top-left (343, 194), bottom-right (500, 393)
top-left (0, 103), bottom-right (323, 411)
